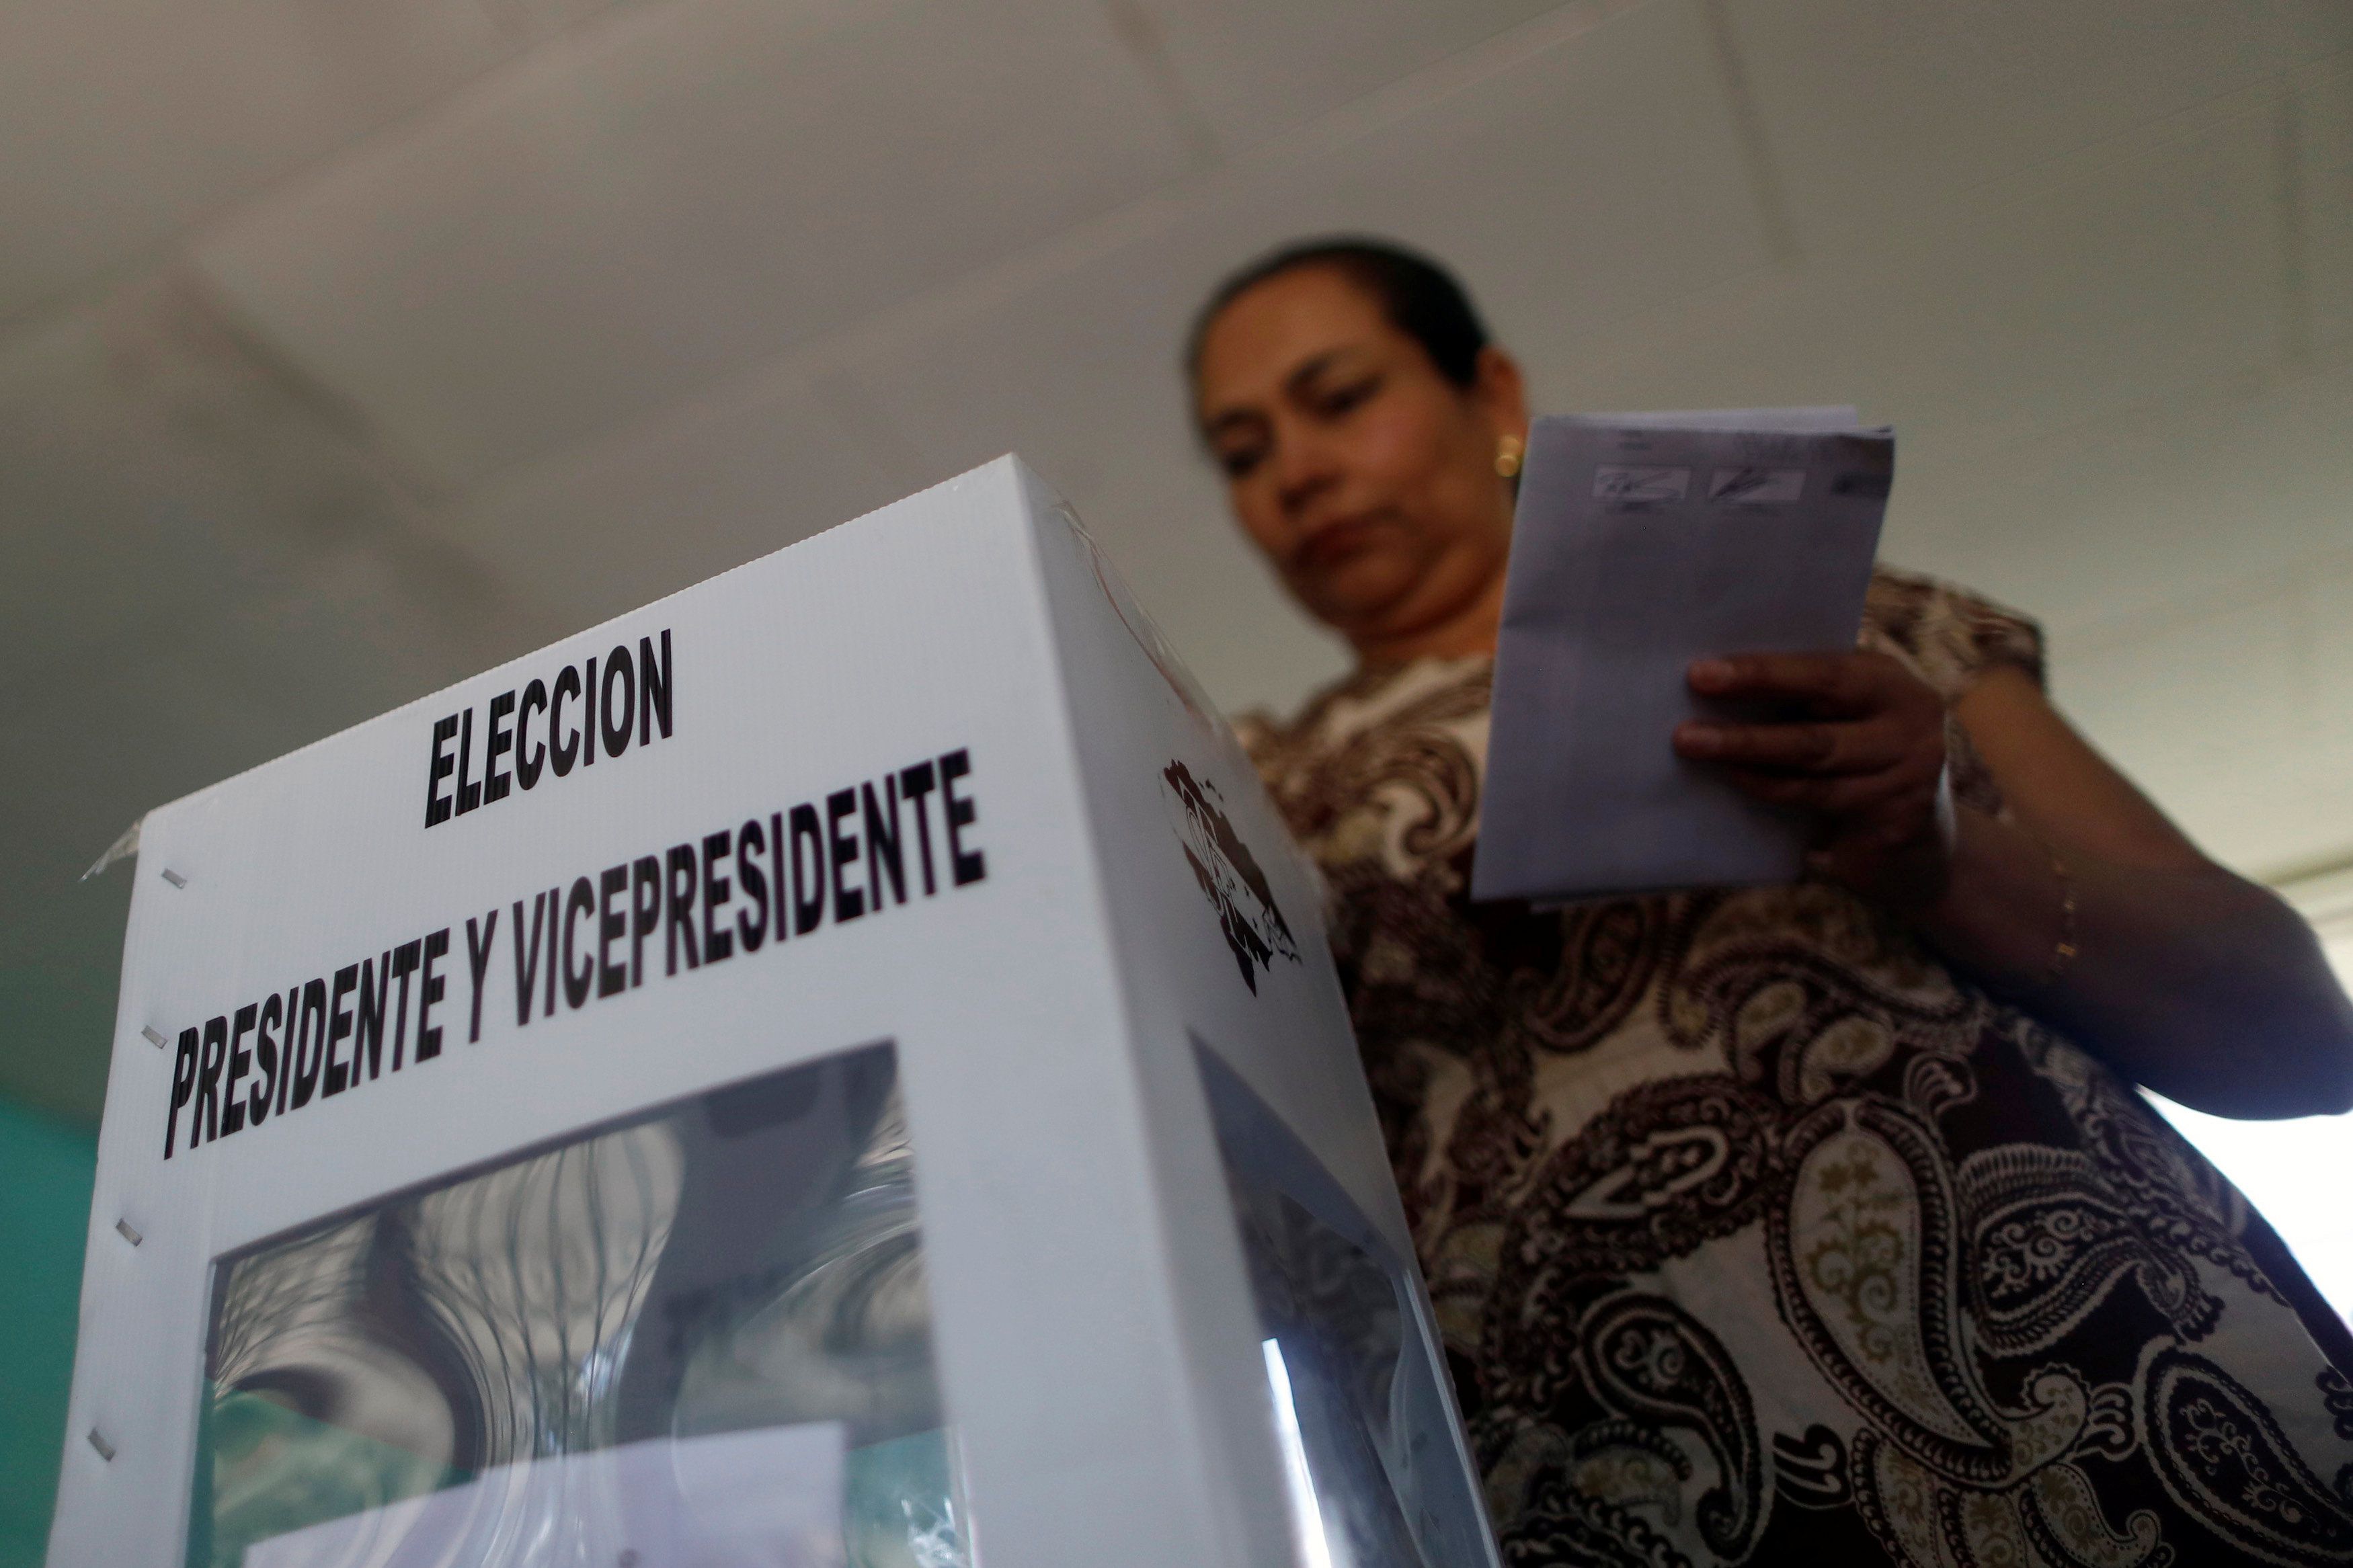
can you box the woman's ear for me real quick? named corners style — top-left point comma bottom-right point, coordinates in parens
top-left (1472, 344), bottom-right (1530, 445)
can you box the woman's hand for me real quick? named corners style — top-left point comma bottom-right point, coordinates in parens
top-left (1673, 651), bottom-right (1954, 909)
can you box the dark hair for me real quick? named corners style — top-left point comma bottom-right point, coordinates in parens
top-left (1186, 237), bottom-right (1492, 390)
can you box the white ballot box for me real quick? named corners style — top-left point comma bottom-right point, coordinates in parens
top-left (49, 458), bottom-right (1498, 1568)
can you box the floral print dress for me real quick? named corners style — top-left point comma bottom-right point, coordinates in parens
top-left (1239, 567), bottom-right (2353, 1567)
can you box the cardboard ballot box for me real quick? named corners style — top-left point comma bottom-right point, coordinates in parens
top-left (51, 458), bottom-right (1499, 1568)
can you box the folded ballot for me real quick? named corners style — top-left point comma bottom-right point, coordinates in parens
top-left (1470, 409), bottom-right (1892, 904)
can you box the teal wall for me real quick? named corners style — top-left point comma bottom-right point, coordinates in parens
top-left (0, 1100), bottom-right (95, 1568)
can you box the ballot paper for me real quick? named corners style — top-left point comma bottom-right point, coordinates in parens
top-left (1470, 409), bottom-right (1892, 903)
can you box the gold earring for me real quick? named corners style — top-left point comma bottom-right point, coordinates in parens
top-left (1495, 434), bottom-right (1525, 479)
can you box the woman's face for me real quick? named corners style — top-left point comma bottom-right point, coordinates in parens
top-left (1193, 265), bottom-right (1525, 657)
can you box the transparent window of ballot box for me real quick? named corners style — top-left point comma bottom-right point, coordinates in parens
top-left (189, 1042), bottom-right (968, 1568)
top-left (1197, 1042), bottom-right (1491, 1568)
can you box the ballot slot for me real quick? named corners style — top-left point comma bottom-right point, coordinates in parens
top-left (187, 1040), bottom-right (967, 1568)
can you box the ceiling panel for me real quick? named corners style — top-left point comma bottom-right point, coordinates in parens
top-left (836, 0), bottom-right (1776, 714)
top-left (484, 0), bottom-right (635, 46)
top-left (0, 276), bottom-right (528, 681)
top-left (0, 0), bottom-right (516, 324)
top-left (190, 0), bottom-right (1197, 487)
top-left (1557, 95), bottom-right (2284, 460)
top-left (2299, 64), bottom-right (2353, 352)
top-left (1121, 0), bottom-right (1562, 157)
top-left (431, 359), bottom-right (921, 631)
top-left (1251, 0), bottom-right (1782, 385)
top-left (1880, 356), bottom-right (2353, 647)
top-left (1718, 0), bottom-right (2353, 255)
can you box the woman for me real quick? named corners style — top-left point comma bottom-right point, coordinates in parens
top-left (1189, 239), bottom-right (2353, 1567)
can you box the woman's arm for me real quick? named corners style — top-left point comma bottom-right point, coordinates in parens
top-left (1676, 655), bottom-right (2353, 1119)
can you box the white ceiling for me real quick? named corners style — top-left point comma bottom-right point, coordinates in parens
top-left (5, 0), bottom-right (2351, 1121)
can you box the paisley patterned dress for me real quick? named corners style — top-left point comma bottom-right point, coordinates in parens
top-left (1239, 567), bottom-right (2353, 1567)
